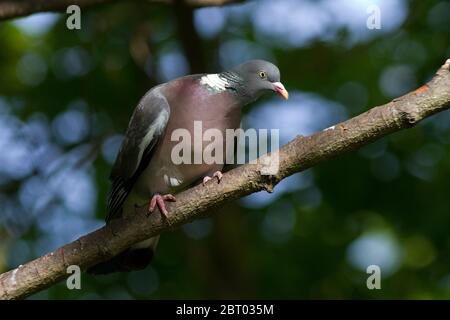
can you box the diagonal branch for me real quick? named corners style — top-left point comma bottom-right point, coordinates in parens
top-left (1, 59), bottom-right (450, 300)
top-left (0, 0), bottom-right (242, 21)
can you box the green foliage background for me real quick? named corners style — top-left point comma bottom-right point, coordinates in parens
top-left (0, 0), bottom-right (450, 299)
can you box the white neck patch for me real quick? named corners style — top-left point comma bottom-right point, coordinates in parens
top-left (200, 74), bottom-right (228, 92)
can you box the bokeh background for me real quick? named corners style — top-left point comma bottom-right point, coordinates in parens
top-left (1, 0), bottom-right (450, 299)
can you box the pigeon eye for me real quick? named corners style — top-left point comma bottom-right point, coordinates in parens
top-left (259, 71), bottom-right (267, 79)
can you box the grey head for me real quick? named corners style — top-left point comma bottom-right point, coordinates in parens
top-left (221, 59), bottom-right (289, 105)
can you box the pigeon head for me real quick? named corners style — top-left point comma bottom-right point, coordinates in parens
top-left (228, 60), bottom-right (289, 103)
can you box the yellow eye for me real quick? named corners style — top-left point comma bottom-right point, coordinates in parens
top-left (259, 71), bottom-right (267, 79)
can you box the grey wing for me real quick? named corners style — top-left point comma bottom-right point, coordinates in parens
top-left (106, 87), bottom-right (170, 222)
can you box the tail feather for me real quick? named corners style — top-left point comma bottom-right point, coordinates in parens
top-left (87, 236), bottom-right (160, 275)
top-left (87, 248), bottom-right (154, 275)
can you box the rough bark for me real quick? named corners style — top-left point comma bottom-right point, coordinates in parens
top-left (0, 0), bottom-right (242, 21)
top-left (0, 59), bottom-right (449, 299)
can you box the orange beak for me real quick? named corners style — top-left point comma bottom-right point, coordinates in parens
top-left (273, 82), bottom-right (289, 100)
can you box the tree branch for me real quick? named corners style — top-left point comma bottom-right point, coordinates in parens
top-left (1, 59), bottom-right (450, 299)
top-left (0, 0), bottom-right (242, 21)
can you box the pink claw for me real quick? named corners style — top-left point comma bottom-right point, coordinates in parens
top-left (148, 193), bottom-right (176, 218)
top-left (212, 171), bottom-right (223, 182)
top-left (202, 171), bottom-right (223, 186)
top-left (202, 176), bottom-right (212, 185)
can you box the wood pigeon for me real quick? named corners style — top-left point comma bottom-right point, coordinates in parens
top-left (88, 60), bottom-right (288, 274)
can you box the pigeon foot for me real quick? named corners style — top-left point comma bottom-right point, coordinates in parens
top-left (148, 193), bottom-right (176, 219)
top-left (202, 171), bottom-right (223, 186)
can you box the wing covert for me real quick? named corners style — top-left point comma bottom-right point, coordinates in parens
top-left (106, 87), bottom-right (170, 221)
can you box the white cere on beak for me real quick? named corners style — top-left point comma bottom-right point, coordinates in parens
top-left (272, 82), bottom-right (286, 91)
top-left (272, 81), bottom-right (289, 99)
